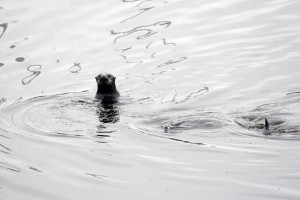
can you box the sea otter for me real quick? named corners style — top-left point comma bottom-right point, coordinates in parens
top-left (95, 73), bottom-right (119, 102)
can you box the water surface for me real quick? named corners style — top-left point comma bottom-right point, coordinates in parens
top-left (1, 0), bottom-right (300, 199)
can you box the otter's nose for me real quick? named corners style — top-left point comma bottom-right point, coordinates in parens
top-left (100, 76), bottom-right (109, 83)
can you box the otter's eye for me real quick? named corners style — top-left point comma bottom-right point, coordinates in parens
top-left (107, 74), bottom-right (112, 78)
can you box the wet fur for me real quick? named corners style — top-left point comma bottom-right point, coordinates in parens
top-left (95, 73), bottom-right (120, 101)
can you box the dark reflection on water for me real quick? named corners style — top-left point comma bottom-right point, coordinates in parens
top-left (0, 97), bottom-right (7, 106)
top-left (120, 0), bottom-right (169, 24)
top-left (95, 97), bottom-right (120, 136)
top-left (0, 161), bottom-right (21, 173)
top-left (28, 165), bottom-right (42, 173)
top-left (156, 56), bottom-right (187, 68)
top-left (21, 65), bottom-right (42, 85)
top-left (70, 62), bottom-right (82, 73)
top-left (0, 23), bottom-right (8, 39)
top-left (85, 172), bottom-right (108, 179)
top-left (122, 0), bottom-right (142, 2)
top-left (97, 103), bottom-right (120, 124)
top-left (0, 122), bottom-right (11, 155)
top-left (0, 143), bottom-right (11, 154)
top-left (114, 0), bottom-right (188, 77)
top-left (15, 57), bottom-right (25, 62)
top-left (111, 21), bottom-right (171, 43)
top-left (120, 7), bottom-right (154, 23)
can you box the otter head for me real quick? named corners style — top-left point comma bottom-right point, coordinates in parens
top-left (95, 73), bottom-right (119, 100)
top-left (95, 73), bottom-right (116, 86)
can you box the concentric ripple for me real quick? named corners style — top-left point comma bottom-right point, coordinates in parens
top-left (234, 94), bottom-right (300, 140)
top-left (160, 112), bottom-right (229, 133)
top-left (0, 92), bottom-right (121, 139)
top-left (129, 110), bottom-right (235, 146)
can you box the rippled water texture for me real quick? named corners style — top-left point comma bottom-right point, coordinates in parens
top-left (1, 1), bottom-right (300, 200)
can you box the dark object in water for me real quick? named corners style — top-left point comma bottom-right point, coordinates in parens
top-left (265, 118), bottom-right (269, 130)
top-left (95, 73), bottom-right (120, 124)
top-left (163, 124), bottom-right (172, 133)
top-left (95, 73), bottom-right (119, 102)
top-left (235, 116), bottom-right (271, 135)
top-left (263, 117), bottom-right (270, 135)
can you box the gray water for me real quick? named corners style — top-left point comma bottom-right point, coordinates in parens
top-left (1, 0), bottom-right (300, 199)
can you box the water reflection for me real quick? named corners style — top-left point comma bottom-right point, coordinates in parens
top-left (120, 7), bottom-right (154, 23)
top-left (70, 62), bottom-right (82, 73)
top-left (111, 21), bottom-right (171, 43)
top-left (0, 143), bottom-right (11, 154)
top-left (21, 65), bottom-right (42, 85)
top-left (0, 161), bottom-right (21, 173)
top-left (96, 101), bottom-right (120, 124)
top-left (15, 57), bottom-right (25, 62)
top-left (28, 165), bottom-right (42, 173)
top-left (156, 56), bottom-right (187, 68)
top-left (0, 97), bottom-right (7, 106)
top-left (0, 23), bottom-right (8, 39)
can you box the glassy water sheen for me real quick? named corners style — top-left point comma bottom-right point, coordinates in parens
top-left (1, 1), bottom-right (300, 199)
